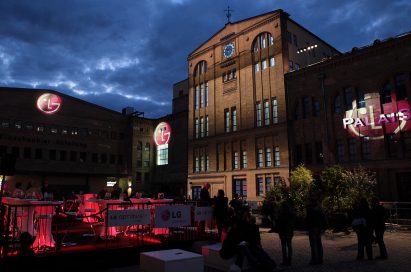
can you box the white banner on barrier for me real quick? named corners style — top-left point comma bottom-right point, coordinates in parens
top-left (107, 209), bottom-right (151, 227)
top-left (154, 205), bottom-right (191, 228)
top-left (194, 207), bottom-right (213, 221)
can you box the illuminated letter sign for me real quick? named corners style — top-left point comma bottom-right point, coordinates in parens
top-left (343, 92), bottom-right (411, 140)
top-left (37, 93), bottom-right (62, 114)
top-left (154, 122), bottom-right (171, 146)
top-left (154, 122), bottom-right (171, 165)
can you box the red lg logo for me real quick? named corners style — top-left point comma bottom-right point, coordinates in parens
top-left (37, 93), bottom-right (62, 114)
top-left (154, 122), bottom-right (171, 146)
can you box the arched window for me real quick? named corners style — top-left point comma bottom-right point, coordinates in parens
top-left (194, 61), bottom-right (208, 77)
top-left (251, 32), bottom-right (274, 52)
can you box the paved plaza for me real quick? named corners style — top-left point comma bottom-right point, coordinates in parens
top-left (107, 228), bottom-right (411, 272)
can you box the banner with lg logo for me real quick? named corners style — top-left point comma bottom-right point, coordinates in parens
top-left (154, 205), bottom-right (191, 228)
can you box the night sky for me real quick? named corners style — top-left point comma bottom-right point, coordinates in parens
top-left (1, 0), bottom-right (410, 118)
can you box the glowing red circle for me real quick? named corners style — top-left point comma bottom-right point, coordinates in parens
top-left (154, 122), bottom-right (171, 146)
top-left (37, 93), bottom-right (62, 114)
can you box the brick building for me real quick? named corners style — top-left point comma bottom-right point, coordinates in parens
top-left (187, 10), bottom-right (339, 200)
top-left (286, 32), bottom-right (411, 201)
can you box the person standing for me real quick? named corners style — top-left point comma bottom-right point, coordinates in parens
top-left (277, 199), bottom-right (295, 266)
top-left (306, 196), bottom-right (326, 265)
top-left (213, 189), bottom-right (229, 238)
top-left (352, 198), bottom-right (374, 260)
top-left (371, 197), bottom-right (388, 259)
top-left (200, 183), bottom-right (211, 205)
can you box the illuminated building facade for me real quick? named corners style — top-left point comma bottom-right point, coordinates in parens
top-left (0, 86), bottom-right (188, 198)
top-left (286, 32), bottom-right (411, 201)
top-left (187, 10), bottom-right (339, 200)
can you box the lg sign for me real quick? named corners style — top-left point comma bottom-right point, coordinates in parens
top-left (154, 122), bottom-right (171, 146)
top-left (37, 93), bottom-right (62, 114)
top-left (343, 92), bottom-right (411, 140)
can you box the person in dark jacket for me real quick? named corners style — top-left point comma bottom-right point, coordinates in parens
top-left (306, 196), bottom-right (326, 265)
top-left (199, 183), bottom-right (211, 204)
top-left (371, 197), bottom-right (388, 259)
top-left (277, 199), bottom-right (295, 266)
top-left (213, 189), bottom-right (229, 238)
top-left (352, 198), bottom-right (374, 260)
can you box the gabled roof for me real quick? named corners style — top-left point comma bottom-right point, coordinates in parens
top-left (188, 9), bottom-right (284, 59)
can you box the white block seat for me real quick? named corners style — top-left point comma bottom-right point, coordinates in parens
top-left (140, 249), bottom-right (204, 272)
top-left (201, 243), bottom-right (249, 271)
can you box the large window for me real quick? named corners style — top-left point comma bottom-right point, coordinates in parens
top-left (256, 102), bottom-right (262, 127)
top-left (357, 90), bottom-right (365, 108)
top-left (274, 146), bottom-right (280, 166)
top-left (381, 83), bottom-right (392, 104)
top-left (194, 156), bottom-right (199, 172)
top-left (232, 108), bottom-right (237, 132)
top-left (241, 150), bottom-right (248, 169)
top-left (265, 177), bottom-right (272, 193)
top-left (265, 148), bottom-right (272, 167)
top-left (200, 117), bottom-right (204, 138)
top-left (234, 179), bottom-right (247, 198)
top-left (264, 100), bottom-right (270, 126)
top-left (336, 140), bottom-right (345, 162)
top-left (261, 59), bottom-right (267, 70)
top-left (194, 118), bottom-right (199, 139)
top-left (313, 99), bottom-right (320, 117)
top-left (200, 84), bottom-right (204, 108)
top-left (233, 151), bottom-right (239, 169)
top-left (205, 82), bottom-right (209, 106)
top-left (270, 57), bottom-right (275, 67)
top-left (157, 144), bottom-right (168, 165)
top-left (195, 85), bottom-right (199, 109)
top-left (225, 109), bottom-right (230, 133)
top-left (205, 116), bottom-right (209, 137)
top-left (200, 155), bottom-right (205, 172)
top-left (272, 98), bottom-right (278, 124)
top-left (256, 177), bottom-right (264, 196)
top-left (257, 148), bottom-right (263, 168)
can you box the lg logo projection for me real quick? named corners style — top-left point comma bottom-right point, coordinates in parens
top-left (342, 92), bottom-right (411, 140)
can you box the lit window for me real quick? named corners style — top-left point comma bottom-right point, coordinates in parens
top-left (262, 59), bottom-right (267, 70)
top-left (200, 84), bottom-right (204, 107)
top-left (231, 108), bottom-right (237, 132)
top-left (289, 61), bottom-right (294, 71)
top-left (206, 155), bottom-right (209, 171)
top-left (205, 115), bottom-right (209, 137)
top-left (256, 102), bottom-right (262, 127)
top-left (256, 177), bottom-right (264, 196)
top-left (269, 57), bottom-right (275, 67)
top-left (195, 85), bottom-right (199, 109)
top-left (225, 109), bottom-right (230, 133)
top-left (268, 33), bottom-right (274, 45)
top-left (264, 100), bottom-right (270, 126)
top-left (233, 151), bottom-right (239, 169)
top-left (257, 148), bottom-right (263, 168)
top-left (200, 155), bottom-right (205, 172)
top-left (265, 177), bottom-right (272, 193)
top-left (261, 34), bottom-right (266, 49)
top-left (255, 63), bottom-right (259, 72)
top-left (157, 144), bottom-right (168, 165)
top-left (274, 146), bottom-right (280, 166)
top-left (195, 118), bottom-right (199, 139)
top-left (205, 82), bottom-right (209, 106)
top-left (195, 156), bottom-right (199, 172)
top-left (200, 117), bottom-right (204, 138)
top-left (241, 151), bottom-right (248, 168)
top-left (272, 98), bottom-right (278, 124)
top-left (265, 148), bottom-right (272, 167)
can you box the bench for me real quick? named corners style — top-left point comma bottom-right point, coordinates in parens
top-left (140, 249), bottom-right (203, 272)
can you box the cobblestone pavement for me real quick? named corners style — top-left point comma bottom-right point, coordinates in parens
top-left (107, 228), bottom-right (411, 272)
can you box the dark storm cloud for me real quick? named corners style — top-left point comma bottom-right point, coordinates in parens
top-left (1, 0), bottom-right (410, 117)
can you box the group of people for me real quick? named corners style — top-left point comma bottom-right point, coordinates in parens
top-left (7, 180), bottom-right (52, 200)
top-left (199, 183), bottom-right (389, 271)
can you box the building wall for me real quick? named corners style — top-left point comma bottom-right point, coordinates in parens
top-left (186, 10), bottom-right (338, 201)
top-left (0, 87), bottom-right (130, 194)
top-left (286, 33), bottom-right (411, 201)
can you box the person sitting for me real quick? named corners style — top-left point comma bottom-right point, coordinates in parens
top-left (12, 182), bottom-right (25, 198)
top-left (25, 181), bottom-right (43, 200)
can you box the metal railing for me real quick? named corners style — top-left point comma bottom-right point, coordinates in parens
top-left (381, 201), bottom-right (411, 231)
top-left (0, 199), bottom-right (218, 259)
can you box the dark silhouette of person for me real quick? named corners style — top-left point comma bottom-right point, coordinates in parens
top-left (18, 232), bottom-right (35, 260)
top-left (371, 197), bottom-right (388, 259)
top-left (200, 183), bottom-right (211, 205)
top-left (277, 199), bottom-right (295, 266)
top-left (213, 189), bottom-right (229, 238)
top-left (110, 183), bottom-right (121, 199)
top-left (220, 207), bottom-right (278, 271)
top-left (229, 193), bottom-right (243, 217)
top-left (352, 198), bottom-right (374, 260)
top-left (306, 196), bottom-right (326, 265)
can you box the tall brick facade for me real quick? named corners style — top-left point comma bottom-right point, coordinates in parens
top-left (187, 10), bottom-right (339, 201)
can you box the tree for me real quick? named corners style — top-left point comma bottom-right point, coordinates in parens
top-left (288, 165), bottom-right (313, 217)
top-left (343, 165), bottom-right (376, 204)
